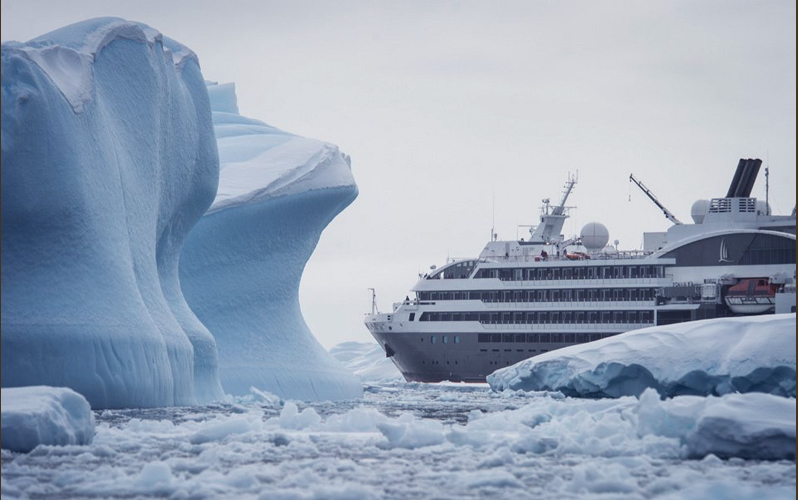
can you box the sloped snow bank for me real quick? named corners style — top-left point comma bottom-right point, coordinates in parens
top-left (1, 386), bottom-right (95, 452)
top-left (329, 341), bottom-right (404, 383)
top-left (488, 314), bottom-right (796, 398)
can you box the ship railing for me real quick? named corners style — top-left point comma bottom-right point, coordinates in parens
top-left (496, 277), bottom-right (670, 287)
top-left (392, 300), bottom-right (437, 311)
top-left (479, 322), bottom-right (653, 331)
top-left (479, 250), bottom-right (654, 263)
top-left (482, 300), bottom-right (657, 309)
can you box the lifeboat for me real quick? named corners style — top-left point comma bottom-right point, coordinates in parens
top-left (724, 278), bottom-right (779, 314)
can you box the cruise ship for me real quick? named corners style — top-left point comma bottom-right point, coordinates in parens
top-left (365, 159), bottom-right (796, 383)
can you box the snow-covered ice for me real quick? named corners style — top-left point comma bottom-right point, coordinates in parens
top-left (1, 384), bottom-right (794, 499)
top-left (1, 387), bottom-right (95, 453)
top-left (179, 82), bottom-right (362, 401)
top-left (329, 341), bottom-right (404, 384)
top-left (1, 18), bottom-right (224, 408)
top-left (488, 314), bottom-right (796, 399)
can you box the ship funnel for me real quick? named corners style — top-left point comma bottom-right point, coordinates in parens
top-left (725, 158), bottom-right (762, 198)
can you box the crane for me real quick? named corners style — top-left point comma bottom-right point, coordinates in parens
top-left (629, 173), bottom-right (683, 225)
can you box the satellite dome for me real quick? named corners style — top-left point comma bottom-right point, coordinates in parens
top-left (691, 199), bottom-right (710, 224)
top-left (580, 222), bottom-right (609, 250)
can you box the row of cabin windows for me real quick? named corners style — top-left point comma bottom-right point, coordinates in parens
top-left (417, 288), bottom-right (656, 303)
top-left (420, 310), bottom-right (653, 324)
top-left (477, 332), bottom-right (615, 343)
top-left (474, 265), bottom-right (665, 281)
top-left (428, 335), bottom-right (461, 344)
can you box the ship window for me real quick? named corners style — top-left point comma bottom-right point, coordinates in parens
top-left (515, 334), bottom-right (525, 343)
top-left (454, 335), bottom-right (460, 344)
top-left (491, 334), bottom-right (501, 343)
top-left (550, 312), bottom-right (560, 324)
top-left (478, 334), bottom-right (490, 343)
top-left (431, 335), bottom-right (437, 344)
top-left (409, 313), bottom-right (415, 321)
top-left (502, 333), bottom-right (514, 343)
top-left (540, 333), bottom-right (551, 343)
top-left (442, 335), bottom-right (448, 344)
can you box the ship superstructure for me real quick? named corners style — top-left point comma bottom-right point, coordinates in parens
top-left (365, 159), bottom-right (796, 383)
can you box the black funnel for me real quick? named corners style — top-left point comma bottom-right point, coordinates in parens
top-left (733, 158), bottom-right (762, 198)
top-left (726, 159), bottom-right (747, 197)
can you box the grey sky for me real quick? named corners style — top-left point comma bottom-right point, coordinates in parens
top-left (3, 1), bottom-right (796, 349)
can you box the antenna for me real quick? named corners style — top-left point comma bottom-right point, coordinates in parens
top-left (765, 153), bottom-right (770, 215)
top-left (491, 186), bottom-right (495, 241)
top-left (368, 288), bottom-right (380, 315)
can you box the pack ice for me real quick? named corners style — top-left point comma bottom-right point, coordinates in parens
top-left (178, 82), bottom-right (363, 401)
top-left (488, 314), bottom-right (796, 398)
top-left (1, 18), bottom-right (224, 408)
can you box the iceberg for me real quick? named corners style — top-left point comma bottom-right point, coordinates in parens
top-left (1, 386), bottom-right (95, 452)
top-left (178, 82), bottom-right (363, 401)
top-left (1, 18), bottom-right (224, 408)
top-left (329, 341), bottom-right (404, 384)
top-left (487, 314), bottom-right (796, 398)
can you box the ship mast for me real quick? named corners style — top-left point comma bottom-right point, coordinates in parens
top-left (529, 172), bottom-right (577, 244)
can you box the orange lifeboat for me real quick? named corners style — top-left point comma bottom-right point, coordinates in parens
top-left (724, 278), bottom-right (779, 314)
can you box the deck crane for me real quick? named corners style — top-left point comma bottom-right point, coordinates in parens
top-left (629, 173), bottom-right (683, 225)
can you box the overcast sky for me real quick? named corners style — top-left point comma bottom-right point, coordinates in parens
top-left (3, 1), bottom-right (796, 349)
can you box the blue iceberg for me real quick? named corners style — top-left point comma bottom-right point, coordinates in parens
top-left (1, 18), bottom-right (224, 408)
top-left (179, 82), bottom-right (363, 401)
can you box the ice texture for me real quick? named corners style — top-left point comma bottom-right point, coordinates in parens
top-left (329, 341), bottom-right (404, 383)
top-left (2, 385), bottom-right (794, 498)
top-left (179, 82), bottom-right (362, 401)
top-left (1, 386), bottom-right (95, 452)
top-left (488, 314), bottom-right (796, 399)
top-left (1, 18), bottom-right (224, 408)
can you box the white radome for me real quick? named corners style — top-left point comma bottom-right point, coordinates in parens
top-left (580, 222), bottom-right (610, 250)
top-left (691, 199), bottom-right (710, 224)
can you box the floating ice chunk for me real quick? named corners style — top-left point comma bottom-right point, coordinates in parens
top-left (488, 315), bottom-right (796, 398)
top-left (636, 388), bottom-right (797, 460)
top-left (377, 414), bottom-right (446, 449)
top-left (190, 412), bottom-right (264, 444)
top-left (1, 386), bottom-right (95, 452)
top-left (279, 402), bottom-right (322, 430)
